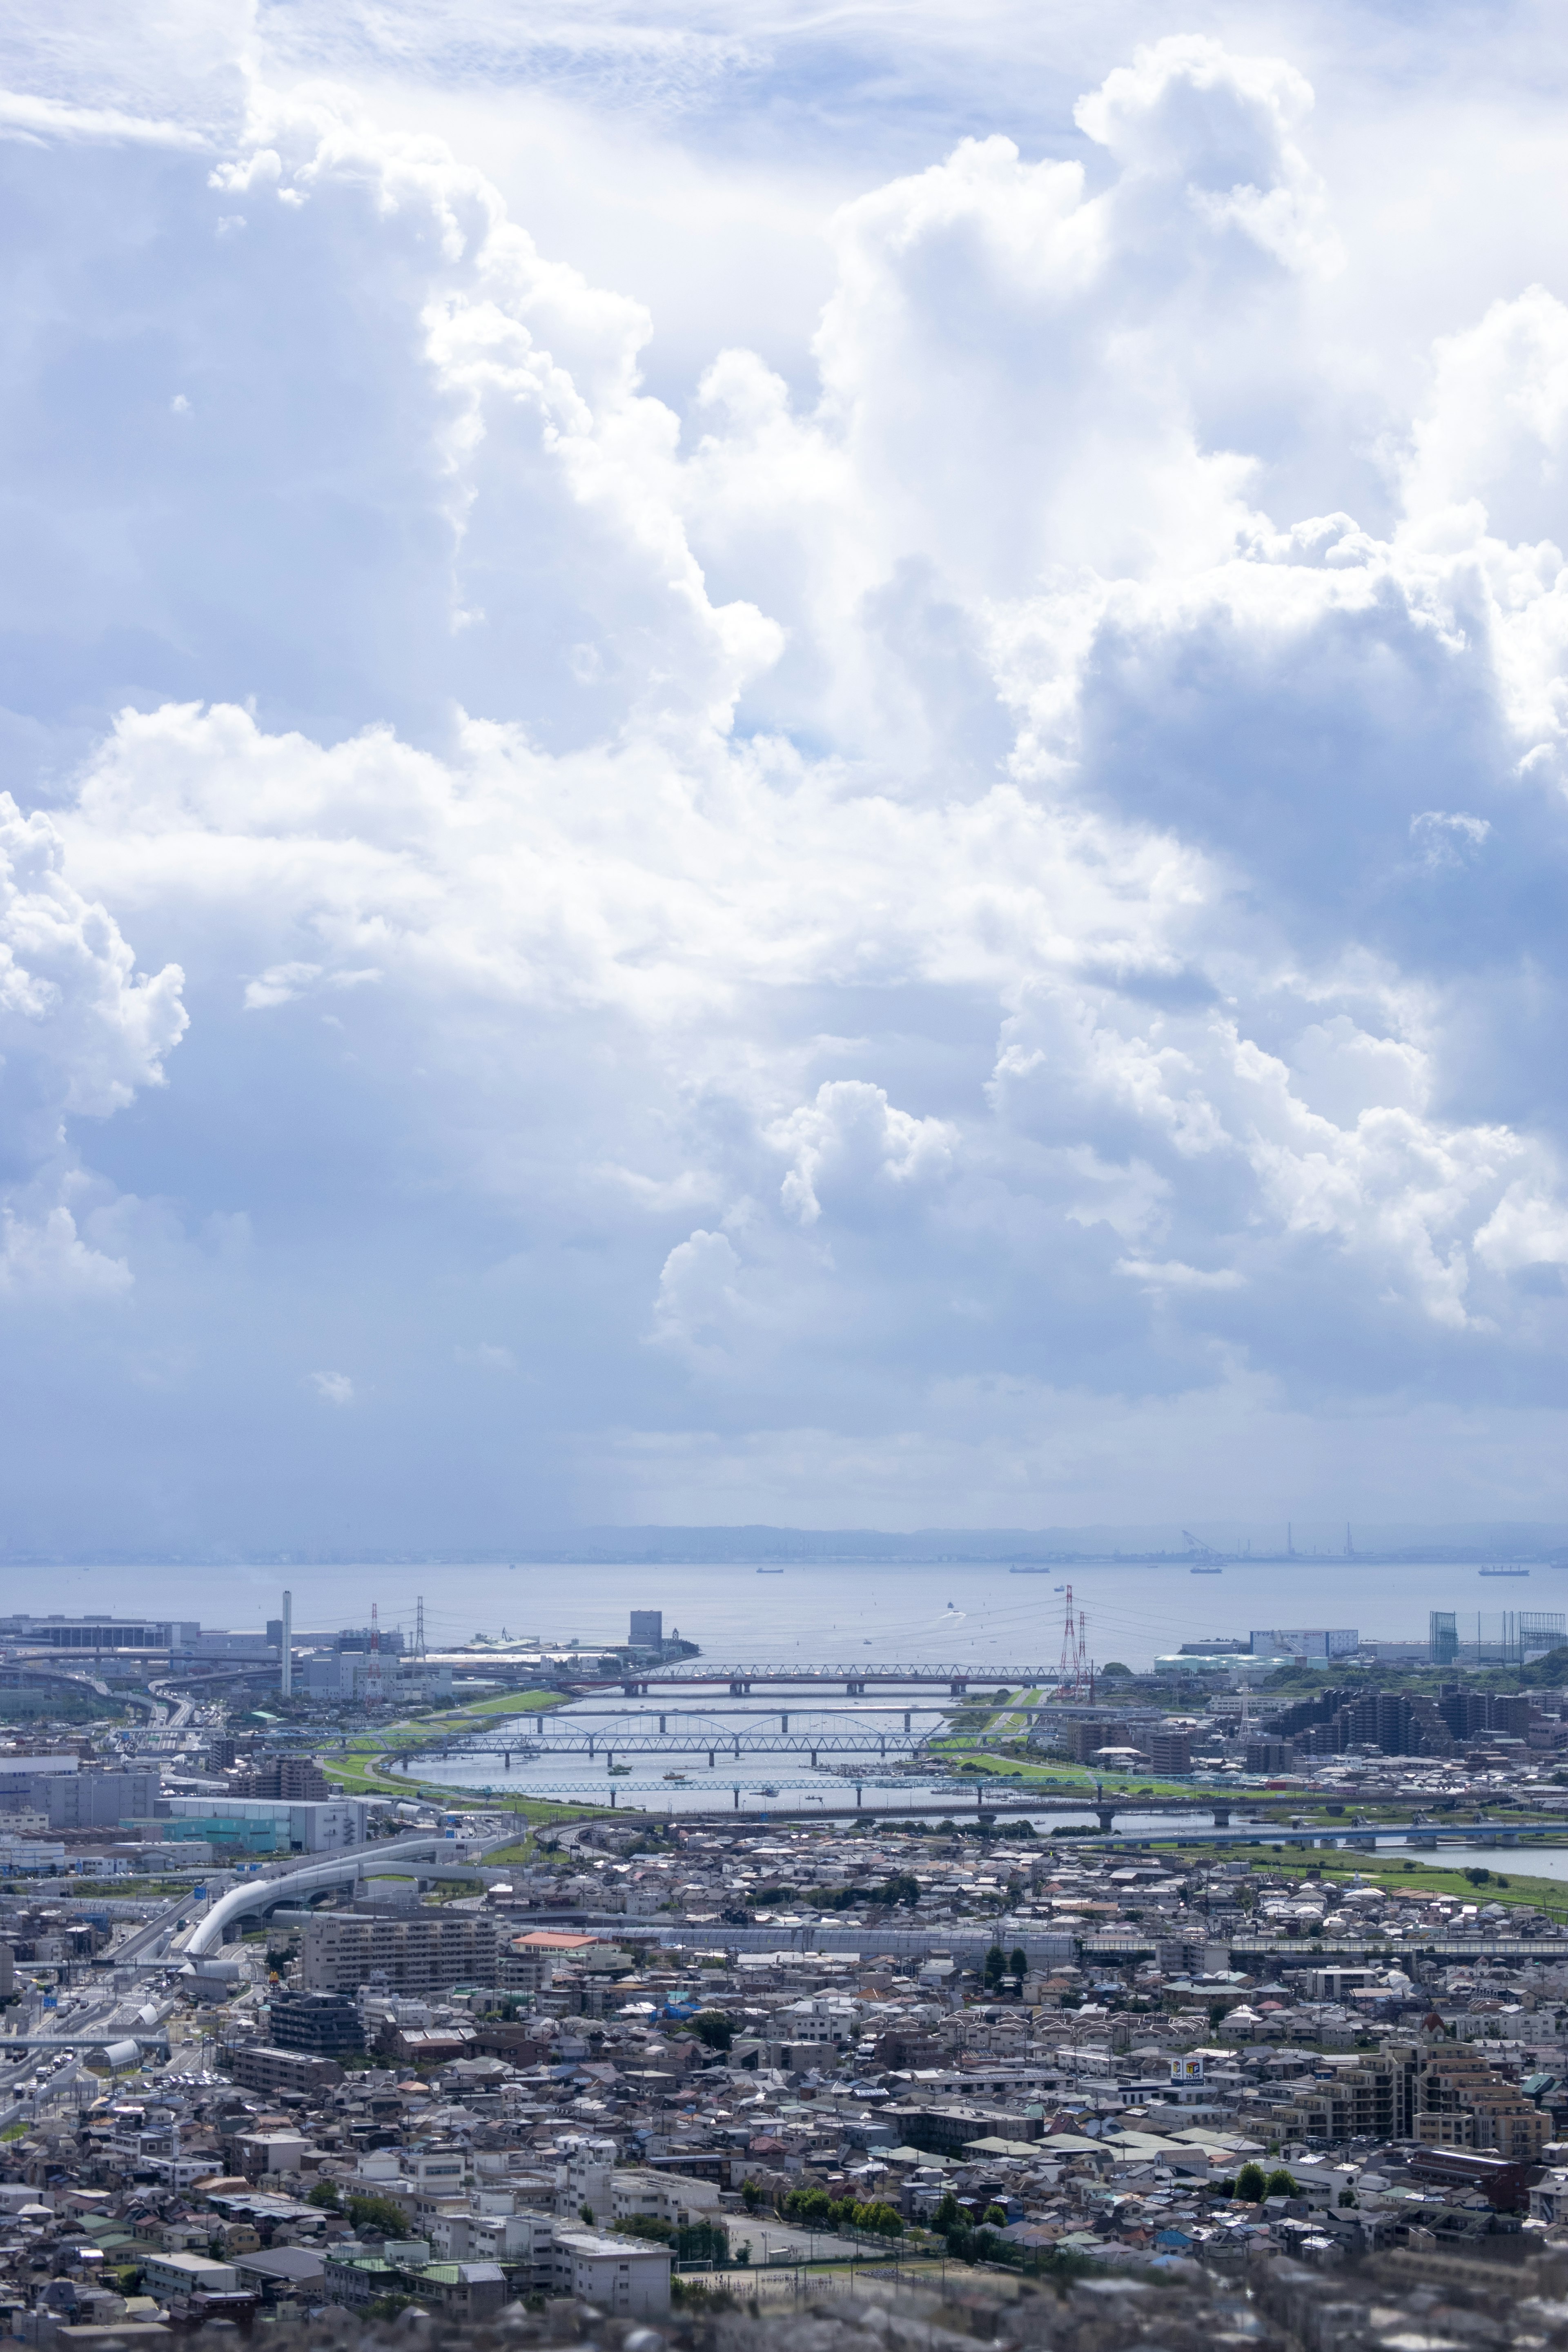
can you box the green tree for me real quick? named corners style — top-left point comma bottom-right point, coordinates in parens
top-left (1264, 2169), bottom-right (1296, 2198)
top-left (347, 2194), bottom-right (412, 2238)
top-left (1339, 2188), bottom-right (1357, 2208)
top-left (984, 1945), bottom-right (1006, 1986)
top-left (1234, 2164), bottom-right (1266, 2203)
top-left (686, 2010), bottom-right (734, 2051)
top-left (1008, 1947), bottom-right (1027, 1978)
top-left (845, 2202), bottom-right (902, 2239)
top-left (933, 2191), bottom-right (960, 2231)
top-left (740, 2178), bottom-right (762, 2214)
top-left (579, 2202), bottom-right (596, 2226)
top-left (619, 2216), bottom-right (674, 2244)
top-left (1100, 1663), bottom-right (1134, 1680)
top-left (982, 2203), bottom-right (1007, 2228)
top-left (675, 2221), bottom-right (729, 2264)
top-left (307, 2181), bottom-right (340, 2210)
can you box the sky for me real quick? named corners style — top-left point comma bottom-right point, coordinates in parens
top-left (4, 0), bottom-right (1568, 1552)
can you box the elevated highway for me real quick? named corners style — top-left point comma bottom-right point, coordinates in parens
top-left (184, 1830), bottom-right (519, 1955)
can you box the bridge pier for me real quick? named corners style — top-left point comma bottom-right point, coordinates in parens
top-left (1097, 1806), bottom-right (1116, 1833)
top-left (781, 1712), bottom-right (789, 1733)
top-left (728, 1679), bottom-right (752, 1696)
top-left (659, 1715), bottom-right (666, 1733)
top-left (846, 1679), bottom-right (866, 1695)
top-left (904, 1712), bottom-right (911, 1731)
top-left (708, 1749), bottom-right (715, 1767)
top-left (950, 1678), bottom-right (968, 1695)
top-left (811, 1749), bottom-right (817, 1766)
top-left (1211, 1803), bottom-right (1231, 1828)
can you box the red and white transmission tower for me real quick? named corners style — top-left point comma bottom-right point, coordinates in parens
top-left (1054, 1584), bottom-right (1093, 1701)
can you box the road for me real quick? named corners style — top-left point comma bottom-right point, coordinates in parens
top-left (0, 1992), bottom-right (118, 2130)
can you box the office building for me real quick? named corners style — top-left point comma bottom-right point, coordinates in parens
top-left (628, 1611), bottom-right (662, 1650)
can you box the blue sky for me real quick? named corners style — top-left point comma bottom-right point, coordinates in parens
top-left (3, 0), bottom-right (1568, 1550)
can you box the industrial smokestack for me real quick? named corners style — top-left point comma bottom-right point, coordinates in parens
top-left (281, 1588), bottom-right (293, 1698)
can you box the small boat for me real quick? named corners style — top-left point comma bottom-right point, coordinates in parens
top-left (1191, 1566), bottom-right (1222, 1575)
top-left (757, 1568), bottom-right (784, 1575)
top-left (663, 1771), bottom-right (688, 1783)
top-left (758, 1784), bottom-right (780, 1797)
top-left (1479, 1566), bottom-right (1529, 1577)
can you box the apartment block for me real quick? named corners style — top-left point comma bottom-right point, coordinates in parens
top-left (228, 2044), bottom-right (344, 2098)
top-left (268, 1989), bottom-right (365, 2057)
top-left (301, 1911), bottom-right (498, 1993)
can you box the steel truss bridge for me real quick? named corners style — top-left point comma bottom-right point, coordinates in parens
top-left (617, 1664), bottom-right (1055, 1695)
top-left (453, 1731), bottom-right (925, 1766)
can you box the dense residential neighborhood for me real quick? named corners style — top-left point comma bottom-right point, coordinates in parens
top-left (9, 1775), bottom-right (1568, 2334)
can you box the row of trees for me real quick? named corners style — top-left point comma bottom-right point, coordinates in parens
top-left (615, 2215), bottom-right (732, 2264)
top-left (1232, 2165), bottom-right (1297, 2203)
top-left (778, 2185), bottom-right (904, 2237)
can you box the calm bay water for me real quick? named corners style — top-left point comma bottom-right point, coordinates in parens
top-left (64, 1552), bottom-right (1568, 1674)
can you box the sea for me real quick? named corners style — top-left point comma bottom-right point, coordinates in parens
top-left (67, 1551), bottom-right (1564, 1673)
